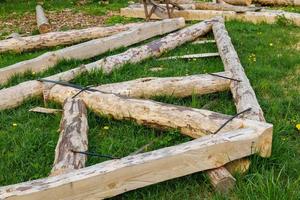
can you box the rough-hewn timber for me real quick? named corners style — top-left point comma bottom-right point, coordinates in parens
top-left (0, 23), bottom-right (139, 53)
top-left (0, 124), bottom-right (272, 199)
top-left (50, 98), bottom-right (89, 176)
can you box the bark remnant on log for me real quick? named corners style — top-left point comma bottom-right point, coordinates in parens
top-left (36, 5), bottom-right (51, 33)
top-left (0, 18), bottom-right (185, 85)
top-left (50, 98), bottom-right (89, 176)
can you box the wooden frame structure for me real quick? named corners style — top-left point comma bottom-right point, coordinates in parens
top-left (0, 17), bottom-right (273, 199)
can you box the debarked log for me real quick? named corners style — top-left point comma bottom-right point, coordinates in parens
top-left (36, 5), bottom-right (51, 34)
top-left (0, 124), bottom-right (272, 199)
top-left (50, 98), bottom-right (89, 176)
top-left (0, 18), bottom-right (185, 85)
top-left (0, 23), bottom-right (140, 53)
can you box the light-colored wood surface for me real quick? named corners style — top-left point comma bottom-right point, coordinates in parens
top-left (36, 5), bottom-right (51, 33)
top-left (0, 23), bottom-right (138, 53)
top-left (0, 18), bottom-right (185, 85)
top-left (50, 98), bottom-right (89, 176)
top-left (0, 124), bottom-right (272, 199)
top-left (158, 52), bottom-right (219, 60)
top-left (29, 107), bottom-right (62, 114)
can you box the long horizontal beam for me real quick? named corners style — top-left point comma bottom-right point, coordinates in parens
top-left (0, 126), bottom-right (272, 200)
top-left (120, 7), bottom-right (300, 26)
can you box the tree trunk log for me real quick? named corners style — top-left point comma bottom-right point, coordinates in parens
top-left (36, 5), bottom-right (51, 34)
top-left (0, 125), bottom-right (272, 200)
top-left (95, 72), bottom-right (231, 98)
top-left (0, 18), bottom-right (185, 85)
top-left (29, 107), bottom-right (62, 114)
top-left (194, 2), bottom-right (260, 12)
top-left (50, 98), bottom-right (89, 176)
top-left (0, 23), bottom-right (140, 53)
top-left (254, 0), bottom-right (300, 5)
top-left (120, 7), bottom-right (300, 26)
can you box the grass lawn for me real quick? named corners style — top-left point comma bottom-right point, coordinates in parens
top-left (0, 0), bottom-right (300, 199)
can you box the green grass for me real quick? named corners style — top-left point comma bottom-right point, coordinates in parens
top-left (1, 1), bottom-right (300, 199)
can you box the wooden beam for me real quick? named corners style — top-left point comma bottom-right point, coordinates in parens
top-left (120, 7), bottom-right (300, 26)
top-left (94, 71), bottom-right (231, 98)
top-left (50, 98), bottom-right (89, 176)
top-left (158, 52), bottom-right (219, 60)
top-left (0, 18), bottom-right (215, 111)
top-left (0, 23), bottom-right (140, 53)
top-left (0, 126), bottom-right (272, 200)
top-left (192, 39), bottom-right (216, 44)
top-left (0, 18), bottom-right (185, 85)
top-left (222, 0), bottom-right (252, 6)
top-left (190, 2), bottom-right (260, 12)
top-left (29, 107), bottom-right (62, 114)
top-left (36, 5), bottom-right (51, 34)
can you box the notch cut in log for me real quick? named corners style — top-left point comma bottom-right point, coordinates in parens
top-left (120, 7), bottom-right (300, 26)
top-left (29, 107), bottom-right (62, 114)
top-left (0, 125), bottom-right (272, 200)
top-left (158, 52), bottom-right (219, 60)
top-left (0, 18), bottom-right (215, 111)
top-left (0, 23), bottom-right (140, 53)
top-left (36, 5), bottom-right (51, 33)
top-left (50, 98), bottom-right (89, 176)
top-left (0, 18), bottom-right (185, 85)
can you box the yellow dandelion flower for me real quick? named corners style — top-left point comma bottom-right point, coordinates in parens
top-left (296, 124), bottom-right (300, 131)
top-left (103, 126), bottom-right (109, 130)
top-left (12, 123), bottom-right (17, 127)
top-left (32, 72), bottom-right (36, 75)
top-left (269, 43), bottom-right (273, 46)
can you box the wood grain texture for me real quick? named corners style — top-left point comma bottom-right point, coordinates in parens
top-left (0, 125), bottom-right (272, 200)
top-left (50, 98), bottom-right (88, 176)
top-left (120, 7), bottom-right (300, 26)
top-left (222, 0), bottom-right (252, 6)
top-left (0, 23), bottom-right (138, 53)
top-left (194, 2), bottom-right (259, 12)
top-left (29, 107), bottom-right (62, 114)
top-left (0, 18), bottom-right (185, 85)
top-left (36, 5), bottom-right (51, 33)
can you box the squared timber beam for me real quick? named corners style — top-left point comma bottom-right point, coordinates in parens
top-left (0, 124), bottom-right (272, 200)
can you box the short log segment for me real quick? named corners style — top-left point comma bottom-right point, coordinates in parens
top-left (36, 5), bottom-right (51, 34)
top-left (50, 98), bottom-right (89, 176)
top-left (0, 18), bottom-right (214, 111)
top-left (0, 18), bottom-right (185, 85)
top-left (0, 124), bottom-right (272, 199)
top-left (0, 23), bottom-right (139, 53)
top-left (120, 7), bottom-right (300, 26)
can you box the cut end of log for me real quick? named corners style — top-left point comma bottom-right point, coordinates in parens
top-left (207, 166), bottom-right (236, 193)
